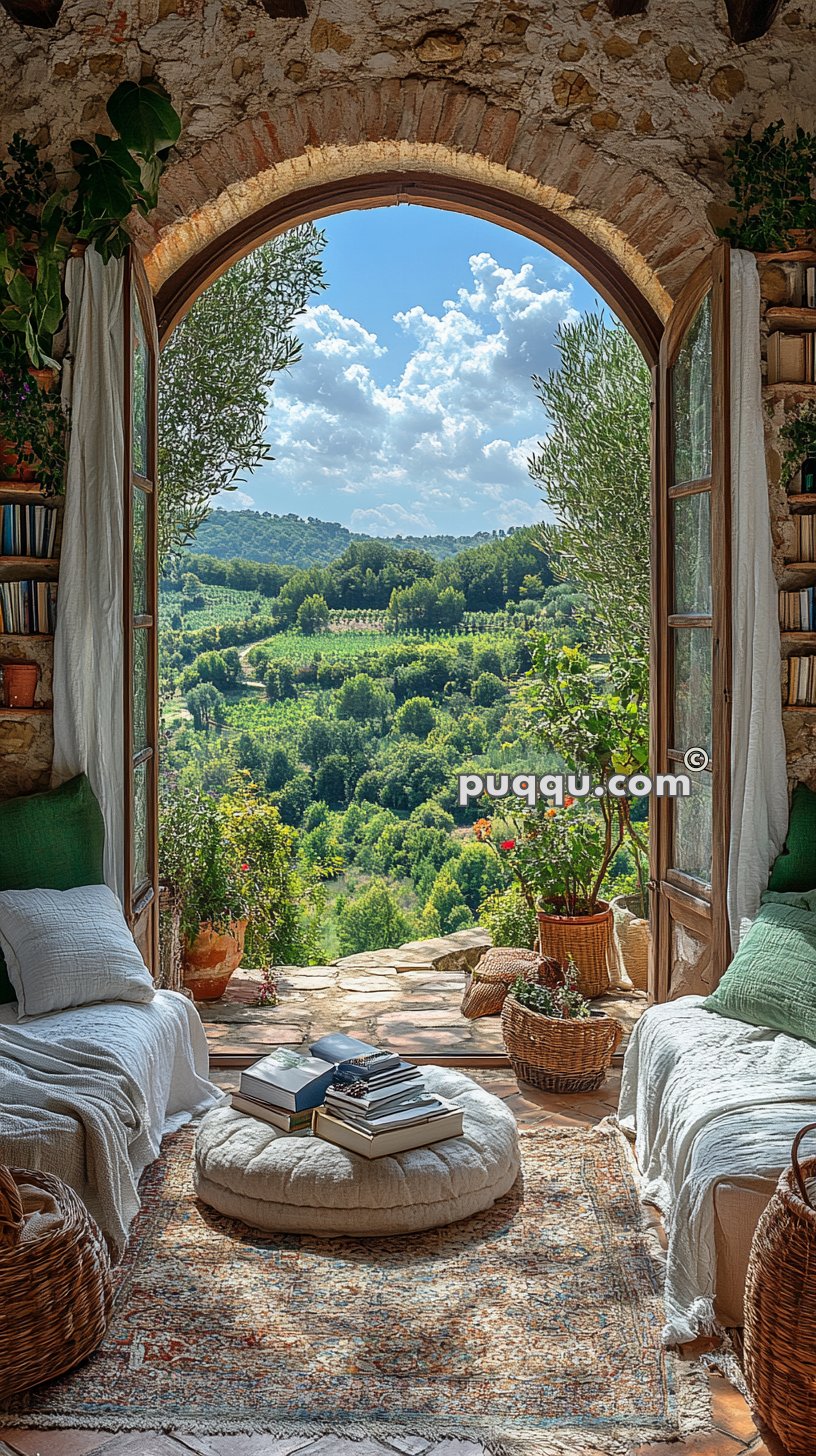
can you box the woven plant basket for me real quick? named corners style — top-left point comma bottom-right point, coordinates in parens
top-left (501, 993), bottom-right (622, 1093)
top-left (611, 893), bottom-right (651, 993)
top-left (536, 901), bottom-right (614, 1000)
top-left (461, 946), bottom-right (539, 1019)
top-left (0, 1164), bottom-right (113, 1400)
top-left (744, 1122), bottom-right (816, 1456)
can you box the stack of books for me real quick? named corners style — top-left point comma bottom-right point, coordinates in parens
top-left (231, 1046), bottom-right (335, 1133)
top-left (0, 580), bottom-right (57, 635)
top-left (779, 588), bottom-right (816, 630)
top-left (784, 655), bottom-right (816, 707)
top-left (309, 1032), bottom-right (464, 1159)
top-left (0, 502), bottom-right (58, 559)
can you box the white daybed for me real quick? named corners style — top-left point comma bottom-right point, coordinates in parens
top-left (0, 989), bottom-right (221, 1256)
top-left (618, 995), bottom-right (816, 1341)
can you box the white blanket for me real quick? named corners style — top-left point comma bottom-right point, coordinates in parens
top-left (0, 990), bottom-right (221, 1255)
top-left (618, 997), bottom-right (816, 1343)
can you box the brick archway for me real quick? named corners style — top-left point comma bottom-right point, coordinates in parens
top-left (136, 83), bottom-right (712, 361)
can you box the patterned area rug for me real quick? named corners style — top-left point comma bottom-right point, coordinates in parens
top-left (1, 1122), bottom-right (711, 1455)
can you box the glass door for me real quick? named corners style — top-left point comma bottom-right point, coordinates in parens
top-left (652, 243), bottom-right (731, 999)
top-left (124, 251), bottom-right (159, 973)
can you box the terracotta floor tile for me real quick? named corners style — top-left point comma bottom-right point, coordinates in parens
top-left (709, 1375), bottom-right (758, 1443)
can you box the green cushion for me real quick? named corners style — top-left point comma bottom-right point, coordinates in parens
top-left (0, 774), bottom-right (105, 1003)
top-left (768, 784), bottom-right (816, 893)
top-left (702, 901), bottom-right (816, 1044)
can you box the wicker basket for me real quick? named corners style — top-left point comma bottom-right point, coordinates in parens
top-left (744, 1122), bottom-right (816, 1456)
top-left (611, 893), bottom-right (651, 993)
top-left (0, 1164), bottom-right (113, 1400)
top-left (536, 902), bottom-right (614, 1000)
top-left (461, 947), bottom-right (539, 1019)
top-left (501, 993), bottom-right (622, 1093)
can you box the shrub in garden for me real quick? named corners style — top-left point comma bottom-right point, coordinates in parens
top-left (336, 880), bottom-right (415, 956)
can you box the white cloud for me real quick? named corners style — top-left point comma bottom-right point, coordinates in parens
top-left (212, 488), bottom-right (256, 510)
top-left (253, 251), bottom-right (578, 535)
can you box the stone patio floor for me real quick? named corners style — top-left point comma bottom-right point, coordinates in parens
top-left (196, 930), bottom-right (649, 1061)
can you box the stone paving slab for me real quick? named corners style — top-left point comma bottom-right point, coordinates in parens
top-left (198, 937), bottom-right (647, 1060)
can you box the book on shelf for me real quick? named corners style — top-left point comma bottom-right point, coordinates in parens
top-left (0, 580), bottom-right (57, 635)
top-left (313, 1103), bottom-right (464, 1160)
top-left (779, 588), bottom-right (816, 631)
top-left (806, 266), bottom-right (816, 310)
top-left (767, 330), bottom-right (815, 386)
top-left (230, 1091), bottom-right (313, 1133)
top-left (239, 1046), bottom-right (335, 1112)
top-left (795, 515), bottom-right (816, 559)
top-left (784, 655), bottom-right (816, 707)
top-left (0, 502), bottom-right (58, 560)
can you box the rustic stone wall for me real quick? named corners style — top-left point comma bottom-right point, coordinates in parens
top-left (1, 1), bottom-right (813, 318)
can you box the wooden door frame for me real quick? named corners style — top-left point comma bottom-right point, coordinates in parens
top-left (651, 241), bottom-right (731, 1000)
top-left (123, 248), bottom-right (160, 973)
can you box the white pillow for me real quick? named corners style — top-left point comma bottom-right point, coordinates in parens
top-left (0, 884), bottom-right (155, 1020)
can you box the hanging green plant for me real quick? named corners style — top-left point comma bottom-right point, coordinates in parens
top-left (717, 122), bottom-right (816, 253)
top-left (0, 136), bottom-right (68, 371)
top-left (68, 80), bottom-right (182, 263)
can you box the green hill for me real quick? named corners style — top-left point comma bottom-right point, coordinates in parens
top-left (190, 510), bottom-right (510, 568)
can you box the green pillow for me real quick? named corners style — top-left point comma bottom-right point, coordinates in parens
top-left (702, 901), bottom-right (816, 1044)
top-left (0, 773), bottom-right (105, 1003)
top-left (768, 784), bottom-right (816, 893)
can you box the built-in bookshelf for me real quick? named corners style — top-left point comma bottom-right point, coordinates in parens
top-left (760, 249), bottom-right (816, 714)
top-left (0, 480), bottom-right (61, 794)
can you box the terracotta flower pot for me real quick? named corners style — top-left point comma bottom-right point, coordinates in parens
top-left (28, 366), bottom-right (58, 393)
top-left (0, 440), bottom-right (37, 482)
top-left (536, 901), bottom-right (614, 1000)
top-left (182, 918), bottom-right (247, 1001)
top-left (3, 661), bottom-right (39, 709)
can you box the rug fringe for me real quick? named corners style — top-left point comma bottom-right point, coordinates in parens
top-left (0, 1412), bottom-right (714, 1455)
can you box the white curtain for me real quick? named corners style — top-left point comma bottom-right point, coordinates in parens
top-left (727, 249), bottom-right (789, 943)
top-left (52, 248), bottom-right (126, 902)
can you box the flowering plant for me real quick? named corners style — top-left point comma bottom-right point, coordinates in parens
top-left (477, 796), bottom-right (622, 917)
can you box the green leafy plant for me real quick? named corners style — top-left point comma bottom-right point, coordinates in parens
top-left (779, 401), bottom-right (816, 489)
top-left (717, 122), bottom-right (816, 252)
top-left (0, 135), bottom-right (68, 371)
top-left (0, 365), bottom-right (67, 494)
top-left (478, 884), bottom-right (537, 949)
top-left (159, 786), bottom-right (249, 938)
top-left (508, 961), bottom-right (590, 1020)
top-left (68, 81), bottom-right (182, 262)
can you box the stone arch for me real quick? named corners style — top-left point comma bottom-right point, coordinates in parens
top-left (135, 82), bottom-right (713, 360)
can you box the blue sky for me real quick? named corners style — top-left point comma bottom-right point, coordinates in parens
top-left (222, 206), bottom-right (614, 537)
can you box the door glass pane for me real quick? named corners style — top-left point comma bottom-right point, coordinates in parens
top-left (673, 628), bottom-right (712, 756)
top-left (672, 292), bottom-right (712, 485)
top-left (131, 291), bottom-right (149, 477)
top-left (673, 491), bottom-right (711, 615)
top-left (133, 628), bottom-right (148, 754)
top-left (133, 757), bottom-right (149, 894)
top-left (133, 486), bottom-right (147, 616)
top-left (674, 772), bottom-right (712, 885)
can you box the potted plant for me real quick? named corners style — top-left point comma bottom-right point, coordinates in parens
top-left (501, 961), bottom-right (622, 1092)
top-left (159, 788), bottom-right (248, 1001)
top-left (715, 121), bottom-right (816, 253)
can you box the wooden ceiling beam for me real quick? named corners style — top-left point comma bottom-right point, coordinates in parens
top-left (0, 0), bottom-right (64, 25)
top-left (724, 0), bottom-right (784, 43)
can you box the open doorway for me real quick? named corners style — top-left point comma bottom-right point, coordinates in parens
top-left (154, 202), bottom-right (654, 1062)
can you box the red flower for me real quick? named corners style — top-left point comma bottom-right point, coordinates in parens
top-left (500, 839), bottom-right (516, 851)
top-left (240, 862), bottom-right (250, 871)
top-left (564, 795), bottom-right (576, 808)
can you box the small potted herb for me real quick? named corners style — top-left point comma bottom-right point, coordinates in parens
top-left (501, 960), bottom-right (622, 1092)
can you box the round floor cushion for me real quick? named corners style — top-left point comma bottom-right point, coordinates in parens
top-left (193, 1067), bottom-right (520, 1236)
